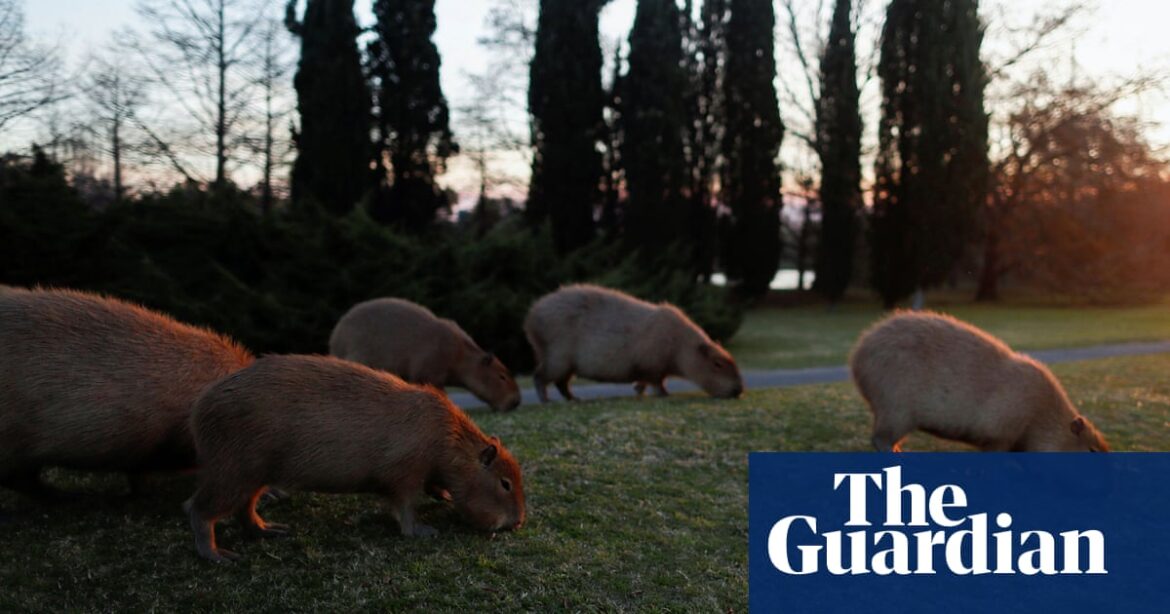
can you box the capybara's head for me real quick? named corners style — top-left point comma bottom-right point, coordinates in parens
top-left (1067, 416), bottom-right (1111, 452)
top-left (680, 342), bottom-right (745, 399)
top-left (453, 437), bottom-right (526, 531)
top-left (463, 352), bottom-right (522, 412)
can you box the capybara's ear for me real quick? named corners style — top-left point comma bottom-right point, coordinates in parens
top-left (481, 353), bottom-right (494, 366)
top-left (480, 443), bottom-right (498, 467)
top-left (1070, 416), bottom-right (1086, 435)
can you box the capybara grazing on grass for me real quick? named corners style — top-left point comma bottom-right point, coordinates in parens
top-left (0, 288), bottom-right (253, 499)
top-left (330, 298), bottom-right (521, 412)
top-left (524, 284), bottom-right (744, 402)
top-left (850, 311), bottom-right (1110, 452)
top-left (186, 354), bottom-right (526, 563)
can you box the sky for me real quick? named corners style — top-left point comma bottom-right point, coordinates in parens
top-left (16, 0), bottom-right (1170, 198)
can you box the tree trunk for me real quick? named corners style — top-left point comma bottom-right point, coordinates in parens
top-left (910, 288), bottom-right (925, 310)
top-left (112, 115), bottom-right (122, 202)
top-left (261, 42), bottom-right (274, 215)
top-left (214, 0), bottom-right (227, 189)
top-left (975, 224), bottom-right (1001, 301)
top-left (796, 202), bottom-right (813, 290)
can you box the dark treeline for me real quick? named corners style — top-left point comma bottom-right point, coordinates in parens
top-left (3, 0), bottom-right (1170, 366)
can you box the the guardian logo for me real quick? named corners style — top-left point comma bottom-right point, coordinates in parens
top-left (768, 466), bottom-right (1107, 576)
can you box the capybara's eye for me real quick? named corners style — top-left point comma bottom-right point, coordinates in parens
top-left (498, 373), bottom-right (507, 382)
top-left (501, 478), bottom-right (512, 492)
top-left (713, 360), bottom-right (724, 369)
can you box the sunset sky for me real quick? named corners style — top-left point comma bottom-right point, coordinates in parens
top-left (16, 0), bottom-right (1170, 198)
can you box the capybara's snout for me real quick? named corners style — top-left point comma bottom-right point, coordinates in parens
top-left (715, 380), bottom-right (745, 399)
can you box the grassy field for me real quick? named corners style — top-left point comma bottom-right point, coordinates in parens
top-left (3, 352), bottom-right (1169, 611)
top-left (728, 300), bottom-right (1170, 369)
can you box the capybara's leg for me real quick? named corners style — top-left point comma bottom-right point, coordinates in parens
top-left (237, 488), bottom-right (291, 539)
top-left (555, 378), bottom-right (576, 401)
top-left (1, 467), bottom-right (68, 501)
top-left (425, 479), bottom-right (452, 502)
top-left (389, 497), bottom-right (437, 537)
top-left (651, 379), bottom-right (668, 397)
top-left (634, 381), bottom-right (647, 397)
top-left (871, 415), bottom-right (909, 452)
top-left (126, 473), bottom-right (150, 498)
top-left (533, 370), bottom-right (550, 404)
top-left (185, 496), bottom-right (240, 563)
top-left (261, 486), bottom-right (290, 503)
top-left (186, 484), bottom-right (248, 563)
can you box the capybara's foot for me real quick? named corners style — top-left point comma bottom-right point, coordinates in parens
top-left (634, 382), bottom-right (646, 397)
top-left (245, 523), bottom-right (291, 539)
top-left (555, 380), bottom-right (575, 401)
top-left (201, 547), bottom-right (242, 564)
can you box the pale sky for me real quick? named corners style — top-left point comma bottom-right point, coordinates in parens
top-left (16, 0), bottom-right (1170, 198)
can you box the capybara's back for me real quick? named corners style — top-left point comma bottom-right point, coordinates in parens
top-left (849, 311), bottom-right (1108, 452)
top-left (0, 288), bottom-right (253, 494)
top-left (329, 298), bottom-right (441, 373)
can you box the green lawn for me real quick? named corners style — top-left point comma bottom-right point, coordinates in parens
top-left (728, 300), bottom-right (1170, 369)
top-left (3, 353), bottom-right (1168, 611)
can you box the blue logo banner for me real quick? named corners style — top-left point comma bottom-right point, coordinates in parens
top-left (748, 453), bottom-right (1170, 613)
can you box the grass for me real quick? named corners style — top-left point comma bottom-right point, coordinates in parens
top-left (728, 299), bottom-right (1170, 369)
top-left (3, 352), bottom-right (1169, 611)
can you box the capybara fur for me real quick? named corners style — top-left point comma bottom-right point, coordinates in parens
top-left (0, 288), bottom-right (253, 499)
top-left (185, 354), bottom-right (526, 563)
top-left (849, 311), bottom-right (1110, 452)
top-left (330, 298), bottom-right (521, 412)
top-left (524, 284), bottom-right (744, 402)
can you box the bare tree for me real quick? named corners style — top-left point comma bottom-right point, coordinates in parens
top-left (128, 0), bottom-right (274, 189)
top-left (0, 0), bottom-right (65, 132)
top-left (248, 15), bottom-right (294, 213)
top-left (83, 54), bottom-right (148, 201)
top-left (451, 0), bottom-right (537, 199)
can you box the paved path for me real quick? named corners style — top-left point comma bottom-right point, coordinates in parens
top-left (448, 340), bottom-right (1170, 409)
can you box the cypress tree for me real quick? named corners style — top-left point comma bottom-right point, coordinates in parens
top-left (528, 0), bottom-right (607, 254)
top-left (285, 0), bottom-right (371, 215)
top-left (872, 0), bottom-right (989, 307)
top-left (722, 0), bottom-right (784, 298)
top-left (368, 0), bottom-right (457, 230)
top-left (680, 0), bottom-right (721, 279)
top-left (812, 0), bottom-right (862, 303)
top-left (621, 0), bottom-right (688, 256)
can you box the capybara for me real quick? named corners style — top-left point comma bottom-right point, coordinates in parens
top-left (330, 298), bottom-right (521, 412)
top-left (185, 354), bottom-right (526, 563)
top-left (523, 284), bottom-right (744, 402)
top-left (0, 288), bottom-right (253, 499)
top-left (849, 311), bottom-right (1110, 452)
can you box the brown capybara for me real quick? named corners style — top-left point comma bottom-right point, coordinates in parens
top-left (185, 354), bottom-right (526, 563)
top-left (523, 284), bottom-right (744, 402)
top-left (329, 298), bottom-right (521, 412)
top-left (849, 311), bottom-right (1110, 452)
top-left (0, 288), bottom-right (253, 499)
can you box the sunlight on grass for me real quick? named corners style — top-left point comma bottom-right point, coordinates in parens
top-left (728, 300), bottom-right (1170, 370)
